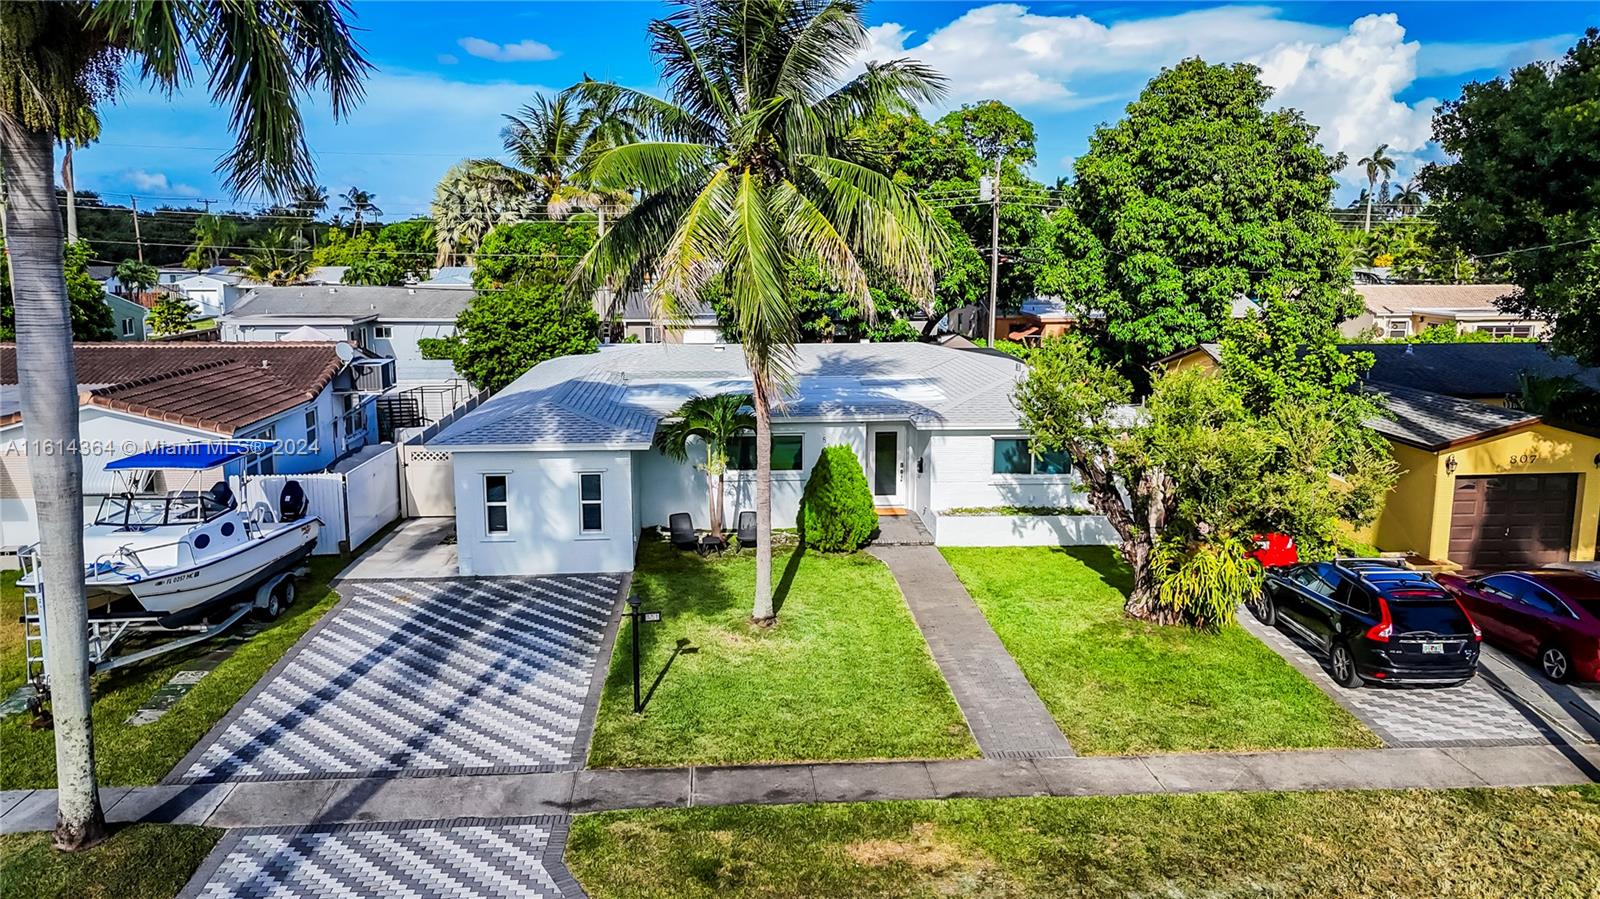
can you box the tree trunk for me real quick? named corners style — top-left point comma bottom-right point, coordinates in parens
top-left (706, 466), bottom-right (723, 539)
top-left (750, 374), bottom-right (775, 623)
top-left (1364, 184), bottom-right (1374, 232)
top-left (0, 116), bottom-right (107, 851)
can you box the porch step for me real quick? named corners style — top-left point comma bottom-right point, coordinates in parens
top-left (873, 512), bottom-right (933, 546)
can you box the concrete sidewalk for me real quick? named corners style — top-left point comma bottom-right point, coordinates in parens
top-left (870, 544), bottom-right (1075, 759)
top-left (7, 743), bottom-right (1596, 834)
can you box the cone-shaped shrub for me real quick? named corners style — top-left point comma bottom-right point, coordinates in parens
top-left (798, 444), bottom-right (879, 552)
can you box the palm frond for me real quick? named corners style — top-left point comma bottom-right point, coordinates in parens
top-left (588, 141), bottom-right (716, 193)
top-left (799, 154), bottom-right (944, 302)
top-left (725, 169), bottom-right (797, 379)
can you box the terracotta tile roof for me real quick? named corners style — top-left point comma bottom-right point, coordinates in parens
top-left (1, 342), bottom-right (347, 434)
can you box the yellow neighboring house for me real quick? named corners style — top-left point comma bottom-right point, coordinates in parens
top-left (1156, 343), bottom-right (1600, 569)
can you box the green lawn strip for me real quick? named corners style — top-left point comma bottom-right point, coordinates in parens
top-left (587, 540), bottom-right (977, 767)
top-left (569, 786), bottom-right (1600, 898)
top-left (940, 546), bottom-right (1379, 755)
top-left (0, 824), bottom-right (221, 899)
top-left (0, 555), bottom-right (345, 789)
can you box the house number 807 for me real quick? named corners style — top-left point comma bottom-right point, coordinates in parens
top-left (1509, 451), bottom-right (1538, 465)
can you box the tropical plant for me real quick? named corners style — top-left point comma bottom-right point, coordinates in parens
top-left (1358, 144), bottom-right (1396, 231)
top-left (652, 393), bottom-right (757, 538)
top-left (2, 240), bottom-right (115, 342)
top-left (185, 212), bottom-right (238, 269)
top-left (430, 160), bottom-right (536, 266)
top-left (145, 293), bottom-right (198, 336)
top-left (1152, 541), bottom-right (1263, 630)
top-left (113, 258), bottom-right (158, 298)
top-left (237, 227), bottom-right (312, 285)
top-left (0, 0), bottom-right (367, 849)
top-left (286, 183), bottom-right (329, 219)
top-left (479, 87), bottom-right (639, 215)
top-left (797, 444), bottom-right (878, 552)
top-left (418, 280), bottom-right (599, 392)
top-left (1391, 181), bottom-right (1425, 216)
top-left (339, 186), bottom-right (381, 232)
top-left (1423, 28), bottom-right (1600, 367)
top-left (565, 0), bottom-right (948, 623)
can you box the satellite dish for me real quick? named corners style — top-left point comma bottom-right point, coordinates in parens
top-left (335, 341), bottom-right (356, 362)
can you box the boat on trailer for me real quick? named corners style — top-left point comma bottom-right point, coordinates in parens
top-left (18, 441), bottom-right (321, 683)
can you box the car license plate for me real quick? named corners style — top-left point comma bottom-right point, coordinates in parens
top-left (1423, 642), bottom-right (1444, 654)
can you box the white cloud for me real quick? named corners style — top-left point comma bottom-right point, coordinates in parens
top-left (1416, 34), bottom-right (1577, 77)
top-left (1251, 14), bottom-right (1437, 181)
top-left (121, 169), bottom-right (200, 196)
top-left (436, 53), bottom-right (459, 65)
top-left (457, 36), bottom-right (559, 63)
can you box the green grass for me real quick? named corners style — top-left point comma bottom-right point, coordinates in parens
top-left (587, 540), bottom-right (977, 767)
top-left (0, 824), bottom-right (220, 899)
top-left (0, 556), bottom-right (345, 789)
top-left (568, 786), bottom-right (1600, 898)
top-left (940, 546), bottom-right (1379, 755)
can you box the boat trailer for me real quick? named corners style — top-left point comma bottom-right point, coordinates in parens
top-left (18, 547), bottom-right (298, 690)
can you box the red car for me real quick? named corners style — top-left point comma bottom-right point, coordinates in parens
top-left (1436, 570), bottom-right (1600, 682)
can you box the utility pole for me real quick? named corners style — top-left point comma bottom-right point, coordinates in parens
top-left (987, 155), bottom-right (1001, 346)
top-left (62, 141), bottom-right (78, 244)
top-left (130, 196), bottom-right (144, 262)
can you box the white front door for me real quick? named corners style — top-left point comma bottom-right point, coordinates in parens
top-left (868, 427), bottom-right (905, 507)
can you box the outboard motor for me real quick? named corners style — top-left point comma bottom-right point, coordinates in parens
top-left (279, 480), bottom-right (308, 523)
top-left (207, 481), bottom-right (236, 510)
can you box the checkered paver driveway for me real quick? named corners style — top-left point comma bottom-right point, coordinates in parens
top-left (184, 818), bottom-right (580, 899)
top-left (175, 575), bottom-right (622, 783)
top-left (1243, 615), bottom-right (1553, 747)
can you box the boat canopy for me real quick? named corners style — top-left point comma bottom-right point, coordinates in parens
top-left (105, 441), bottom-right (274, 471)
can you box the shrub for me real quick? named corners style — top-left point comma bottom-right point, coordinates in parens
top-left (797, 445), bottom-right (878, 552)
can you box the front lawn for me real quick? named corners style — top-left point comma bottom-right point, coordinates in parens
top-left (568, 786), bottom-right (1600, 898)
top-left (0, 824), bottom-right (220, 899)
top-left (940, 546), bottom-right (1378, 755)
top-left (586, 540), bottom-right (977, 767)
top-left (0, 556), bottom-right (345, 789)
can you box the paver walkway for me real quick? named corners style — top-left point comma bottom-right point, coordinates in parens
top-left (869, 544), bottom-right (1074, 759)
top-left (171, 576), bottom-right (624, 783)
top-left (1242, 614), bottom-right (1558, 747)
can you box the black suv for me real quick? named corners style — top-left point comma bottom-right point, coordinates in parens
top-left (1251, 559), bottom-right (1482, 688)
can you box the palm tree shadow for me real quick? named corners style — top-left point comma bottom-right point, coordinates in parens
top-left (772, 544), bottom-right (806, 615)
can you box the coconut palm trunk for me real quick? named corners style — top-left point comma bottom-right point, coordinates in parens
top-left (751, 375), bottom-right (774, 621)
top-left (0, 115), bottom-right (105, 849)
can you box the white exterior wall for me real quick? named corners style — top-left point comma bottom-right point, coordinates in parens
top-left (174, 276), bottom-right (239, 318)
top-left (921, 430), bottom-right (1091, 516)
top-left (370, 320), bottom-right (461, 383)
top-left (636, 421), bottom-right (867, 531)
top-left (452, 449), bottom-right (636, 576)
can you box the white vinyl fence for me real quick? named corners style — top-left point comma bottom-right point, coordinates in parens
top-left (241, 444), bottom-right (401, 555)
top-left (396, 390), bottom-right (487, 519)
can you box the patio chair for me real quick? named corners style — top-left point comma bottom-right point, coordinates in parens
top-left (736, 510), bottom-right (757, 549)
top-left (668, 512), bottom-right (698, 551)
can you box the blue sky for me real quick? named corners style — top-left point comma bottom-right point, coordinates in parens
top-left (74, 1), bottom-right (1595, 216)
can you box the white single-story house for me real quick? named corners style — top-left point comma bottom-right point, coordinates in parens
top-left (428, 342), bottom-right (1109, 577)
top-left (1, 342), bottom-right (391, 551)
top-left (172, 272), bottom-right (247, 319)
top-left (221, 284), bottom-right (472, 385)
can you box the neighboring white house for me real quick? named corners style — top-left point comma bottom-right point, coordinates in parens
top-left (221, 284), bottom-right (473, 385)
top-left (1, 342), bottom-right (391, 552)
top-left (596, 289), bottom-right (723, 345)
top-left (428, 342), bottom-right (1105, 577)
top-left (172, 272), bottom-right (246, 318)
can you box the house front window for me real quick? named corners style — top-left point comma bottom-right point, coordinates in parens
top-left (731, 433), bottom-right (803, 471)
top-left (992, 438), bottom-right (1070, 475)
top-left (121, 317), bottom-right (134, 336)
top-left (245, 425), bottom-right (276, 476)
top-left (643, 325), bottom-right (659, 344)
top-left (374, 325), bottom-right (393, 339)
top-left (1385, 319), bottom-right (1408, 339)
top-left (579, 473), bottom-right (603, 533)
top-left (304, 409), bottom-right (318, 452)
top-left (1479, 323), bottom-right (1534, 339)
top-left (484, 474), bottom-right (509, 535)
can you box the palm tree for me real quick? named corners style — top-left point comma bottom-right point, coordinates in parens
top-left (188, 213), bottom-right (238, 269)
top-left (0, 3), bottom-right (365, 850)
top-left (286, 183), bottom-right (329, 219)
top-left (468, 84), bottom-right (640, 219)
top-left (112, 259), bottom-right (157, 300)
top-left (1392, 181), bottom-right (1425, 217)
top-left (237, 228), bottom-right (312, 285)
top-left (653, 393), bottom-right (757, 539)
top-left (430, 160), bottom-right (536, 266)
top-left (568, 0), bottom-right (947, 623)
top-left (1358, 144), bottom-right (1396, 231)
top-left (339, 186), bottom-right (381, 232)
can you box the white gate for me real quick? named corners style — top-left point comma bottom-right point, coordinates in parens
top-left (401, 443), bottom-right (455, 517)
top-left (241, 444), bottom-right (400, 555)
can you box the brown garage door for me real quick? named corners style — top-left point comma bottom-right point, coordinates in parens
top-left (1449, 474), bottom-right (1577, 570)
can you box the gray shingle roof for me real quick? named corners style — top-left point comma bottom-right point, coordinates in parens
top-left (1349, 342), bottom-right (1600, 398)
top-left (1368, 385), bottom-right (1539, 450)
top-left (229, 285), bottom-right (473, 321)
top-left (430, 342), bottom-right (1030, 449)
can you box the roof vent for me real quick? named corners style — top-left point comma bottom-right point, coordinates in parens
top-left (259, 359), bottom-right (271, 369)
top-left (713, 344), bottom-right (725, 352)
top-left (328, 287), bottom-right (337, 294)
top-left (407, 288), bottom-right (415, 295)
top-left (1404, 343), bottom-right (1414, 355)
